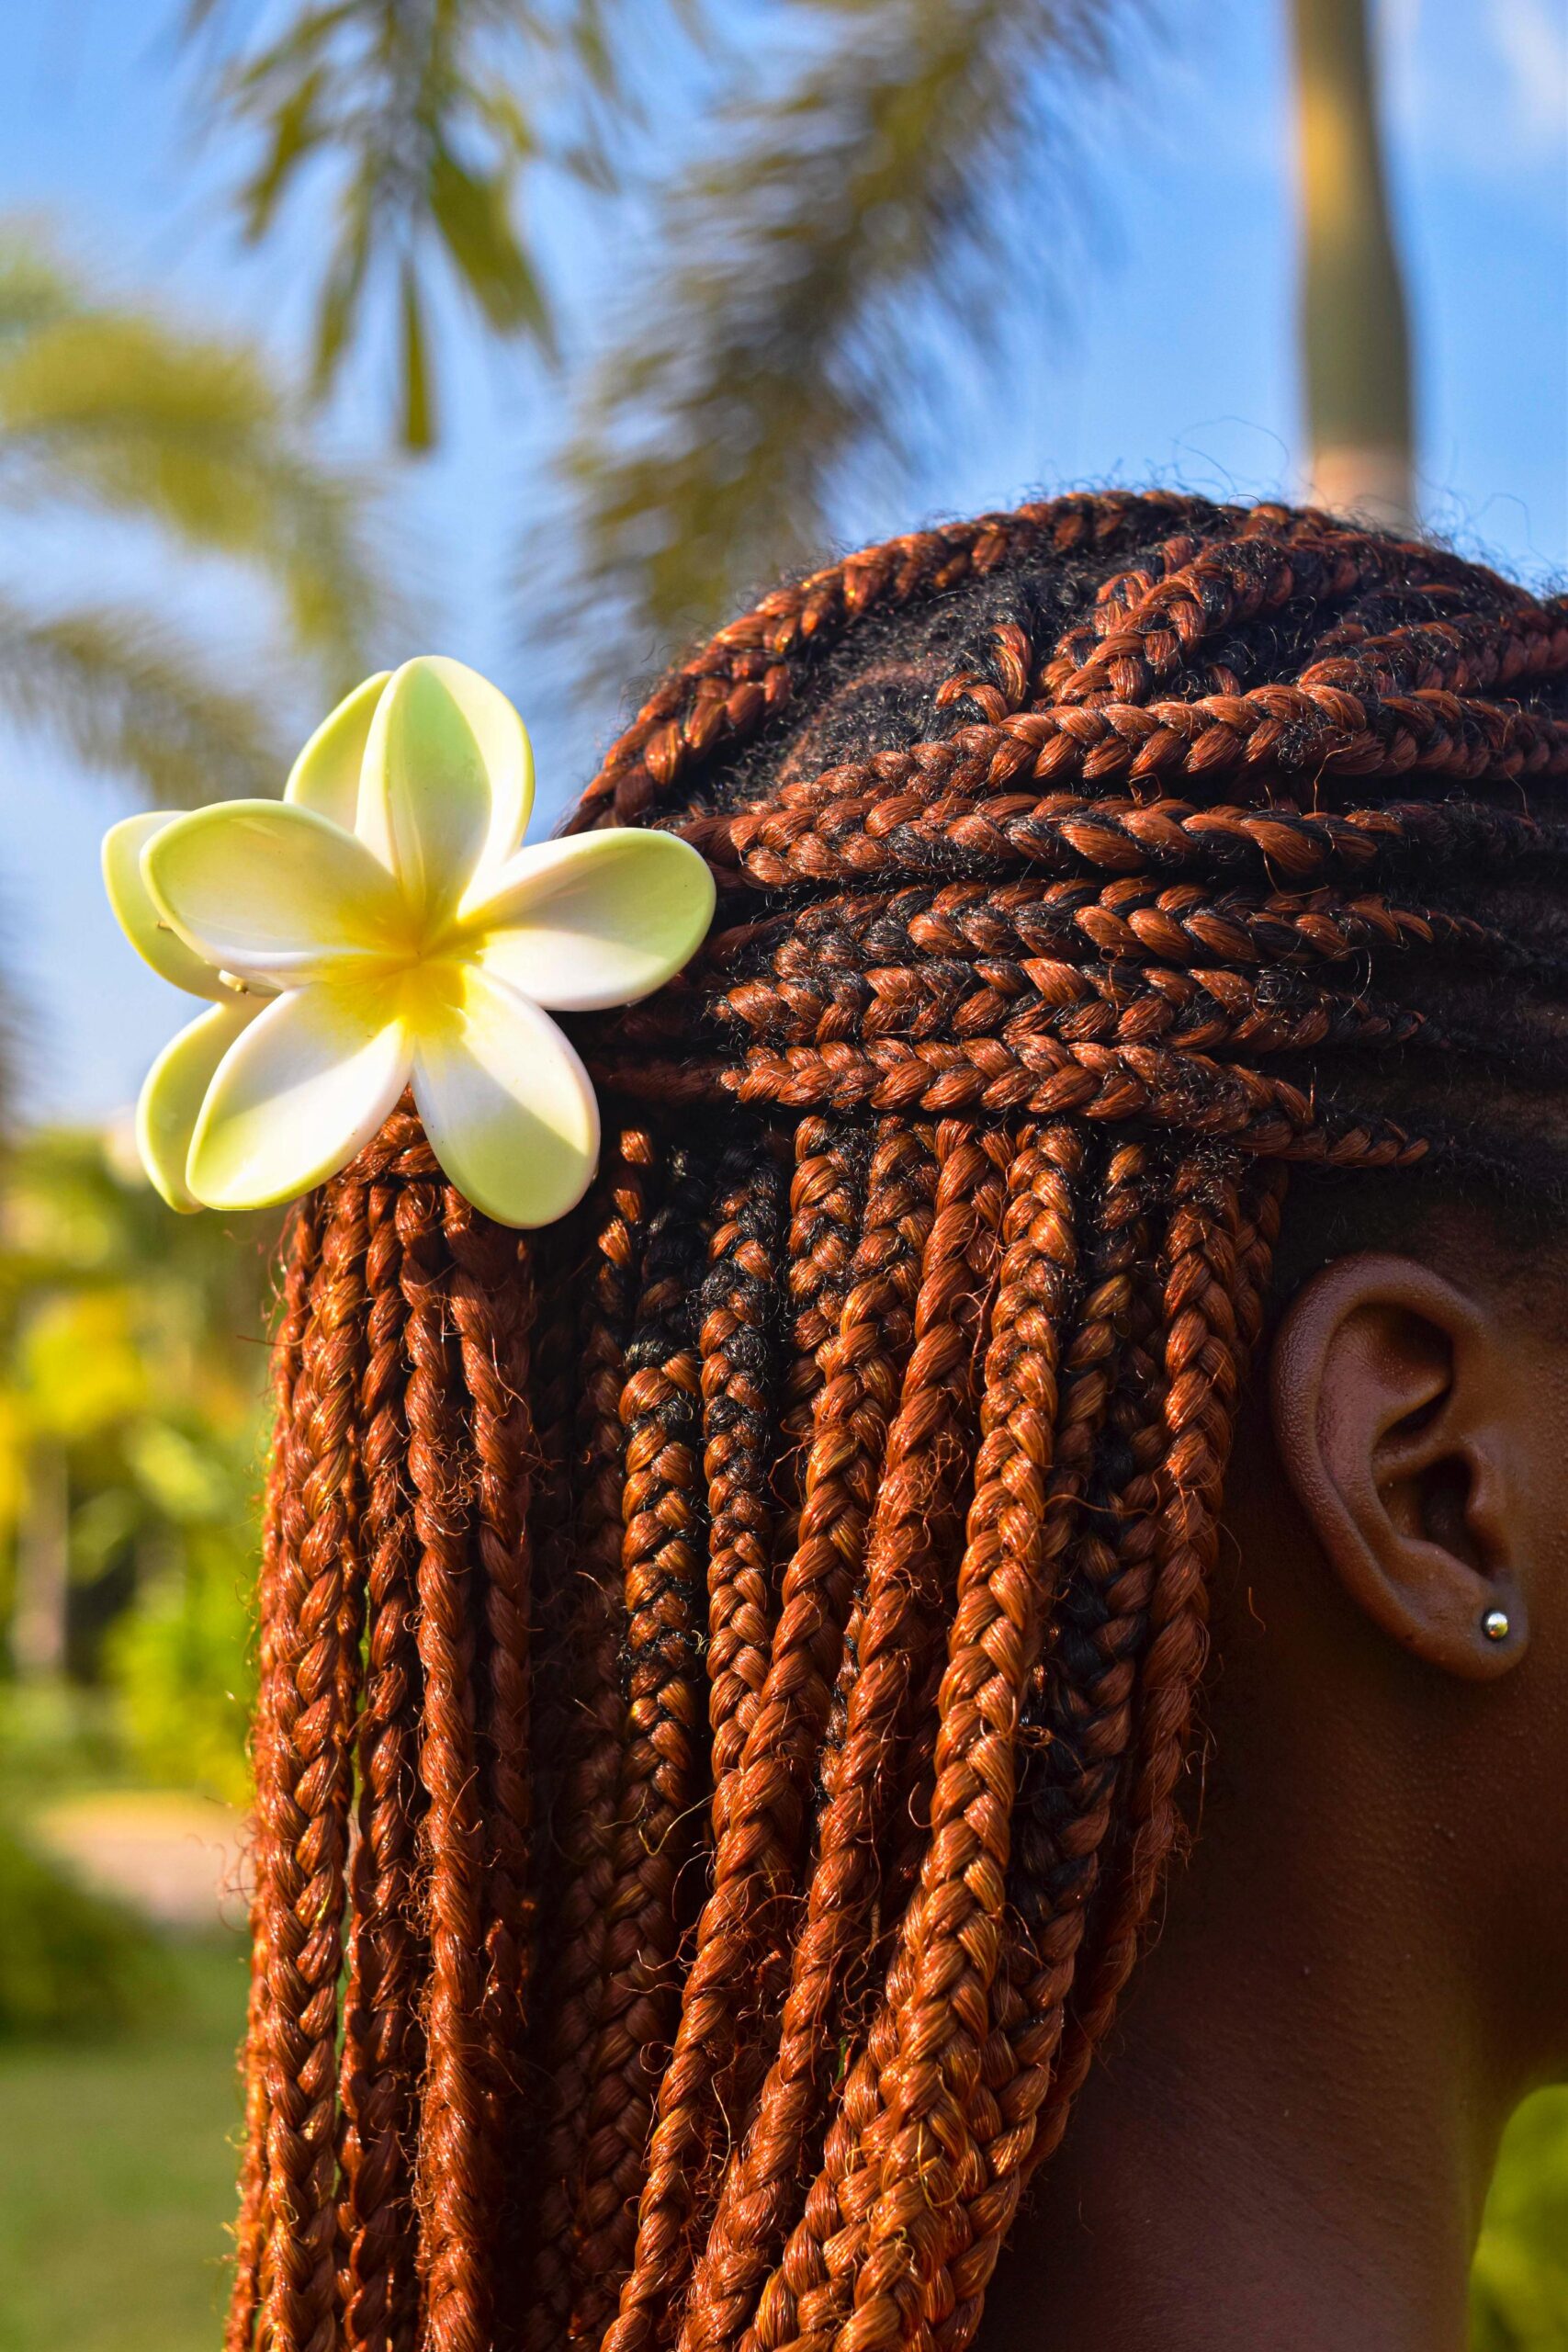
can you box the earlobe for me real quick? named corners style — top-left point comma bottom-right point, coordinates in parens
top-left (1270, 1252), bottom-right (1528, 1682)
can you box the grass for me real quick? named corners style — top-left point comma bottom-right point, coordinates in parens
top-left (0, 1933), bottom-right (248, 2352)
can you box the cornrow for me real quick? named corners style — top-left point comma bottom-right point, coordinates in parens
top-left (572, 495), bottom-right (1269, 831)
top-left (703, 779), bottom-right (1563, 888)
top-left (702, 948), bottom-right (1425, 1060)
top-left (232, 498), bottom-right (1568, 2352)
top-left (702, 877), bottom-right (1495, 984)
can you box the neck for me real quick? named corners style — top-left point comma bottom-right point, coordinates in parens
top-left (978, 1686), bottom-right (1511, 2350)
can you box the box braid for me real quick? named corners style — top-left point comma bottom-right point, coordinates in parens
top-left (335, 1175), bottom-right (424, 2352)
top-left (229, 494), bottom-right (1568, 2352)
top-left (568, 1148), bottom-right (717, 2337)
top-left (227, 1193), bottom-right (321, 2352)
top-left (524, 1130), bottom-right (662, 2352)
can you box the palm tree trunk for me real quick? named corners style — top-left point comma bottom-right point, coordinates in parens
top-left (1290, 0), bottom-right (1416, 529)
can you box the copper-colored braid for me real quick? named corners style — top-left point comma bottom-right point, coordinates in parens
top-left (728, 1130), bottom-right (1087, 2352)
top-left (709, 877), bottom-right (1494, 989)
top-left (522, 1206), bottom-right (601, 1846)
top-left (1006, 1141), bottom-right (1159, 1962)
top-left (963, 1155), bottom-right (1163, 2298)
top-left (569, 494), bottom-right (1417, 831)
top-left (523, 1133), bottom-right (660, 2352)
top-left (927, 1170), bottom-right (1149, 2352)
top-left (265, 1175), bottom-right (370, 2352)
top-left (698, 1143), bottom-right (788, 1799)
top-left (339, 1180), bottom-right (424, 2352)
top-left (396, 1178), bottom-right (493, 2352)
top-left (230, 1198), bottom-right (322, 2352)
top-left (771, 1121), bottom-right (870, 1536)
top-left (1028, 1163), bottom-right (1286, 2180)
top-left (509, 1206), bottom-right (600, 2320)
top-left (704, 777), bottom-right (1563, 890)
top-left (443, 1196), bottom-right (537, 2326)
top-left (834, 1125), bottom-right (1088, 2352)
top-left (568, 497), bottom-right (1221, 830)
top-left (235, 499), bottom-right (1568, 2352)
top-left (927, 1159), bottom-right (1262, 2352)
top-left (680, 1123), bottom-right (1009, 2352)
top-left (705, 942), bottom-right (1423, 1058)
top-left (1040, 527), bottom-right (1450, 707)
top-left (610, 1125), bottom-right (936, 2352)
top-left (570, 1152), bottom-right (716, 2340)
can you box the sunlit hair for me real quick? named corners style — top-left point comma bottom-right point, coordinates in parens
top-left (228, 492), bottom-right (1568, 2352)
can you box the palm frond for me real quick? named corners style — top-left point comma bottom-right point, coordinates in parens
top-left (180, 0), bottom-right (652, 449)
top-left (0, 596), bottom-right (287, 807)
top-left (0, 280), bottom-right (389, 690)
top-left (541, 0), bottom-right (1137, 669)
top-left (0, 246), bottom-right (81, 342)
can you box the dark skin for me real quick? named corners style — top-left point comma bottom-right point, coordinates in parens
top-left (982, 1218), bottom-right (1568, 2350)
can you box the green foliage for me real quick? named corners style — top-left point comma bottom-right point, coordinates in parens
top-left (0, 598), bottom-right (284, 813)
top-left (182, 0), bottom-right (662, 448)
top-left (0, 1129), bottom-right (276, 1802)
top-left (104, 1527), bottom-right (255, 1807)
top-left (1474, 2090), bottom-right (1568, 2349)
top-left (0, 234), bottom-right (390, 812)
top-left (0, 1825), bottom-right (170, 2041)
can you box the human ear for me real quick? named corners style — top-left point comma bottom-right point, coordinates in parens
top-left (1269, 1252), bottom-right (1527, 1681)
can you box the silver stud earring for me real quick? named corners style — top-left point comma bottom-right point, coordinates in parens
top-left (1481, 1606), bottom-right (1511, 1643)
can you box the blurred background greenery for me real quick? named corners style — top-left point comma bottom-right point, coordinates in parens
top-left (0, 3), bottom-right (1562, 2348)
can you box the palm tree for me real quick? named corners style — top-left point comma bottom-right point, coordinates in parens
top-left (542, 0), bottom-right (1124, 667)
top-left (178, 0), bottom-right (653, 448)
top-left (1291, 0), bottom-right (1415, 529)
top-left (0, 234), bottom-right (388, 810)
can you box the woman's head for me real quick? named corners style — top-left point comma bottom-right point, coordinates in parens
top-left (230, 492), bottom-right (1568, 2352)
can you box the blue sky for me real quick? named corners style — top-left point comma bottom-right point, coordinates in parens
top-left (1, 0), bottom-right (1563, 1126)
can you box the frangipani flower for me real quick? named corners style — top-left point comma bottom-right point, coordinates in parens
top-left (102, 658), bottom-right (716, 1228)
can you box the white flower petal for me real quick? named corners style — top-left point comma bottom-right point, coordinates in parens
top-left (187, 983), bottom-right (411, 1210)
top-left (357, 656), bottom-right (535, 927)
top-left (143, 800), bottom-right (411, 984)
top-left (459, 829), bottom-right (716, 1012)
top-left (412, 967), bottom-right (599, 1228)
top-left (285, 672), bottom-right (391, 831)
top-left (136, 998), bottom-right (264, 1211)
top-left (104, 812), bottom-right (231, 1001)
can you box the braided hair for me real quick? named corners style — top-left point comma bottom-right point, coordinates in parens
top-left (230, 492), bottom-right (1568, 2352)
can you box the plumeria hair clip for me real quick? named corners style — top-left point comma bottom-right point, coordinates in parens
top-left (102, 657), bottom-right (716, 1227)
